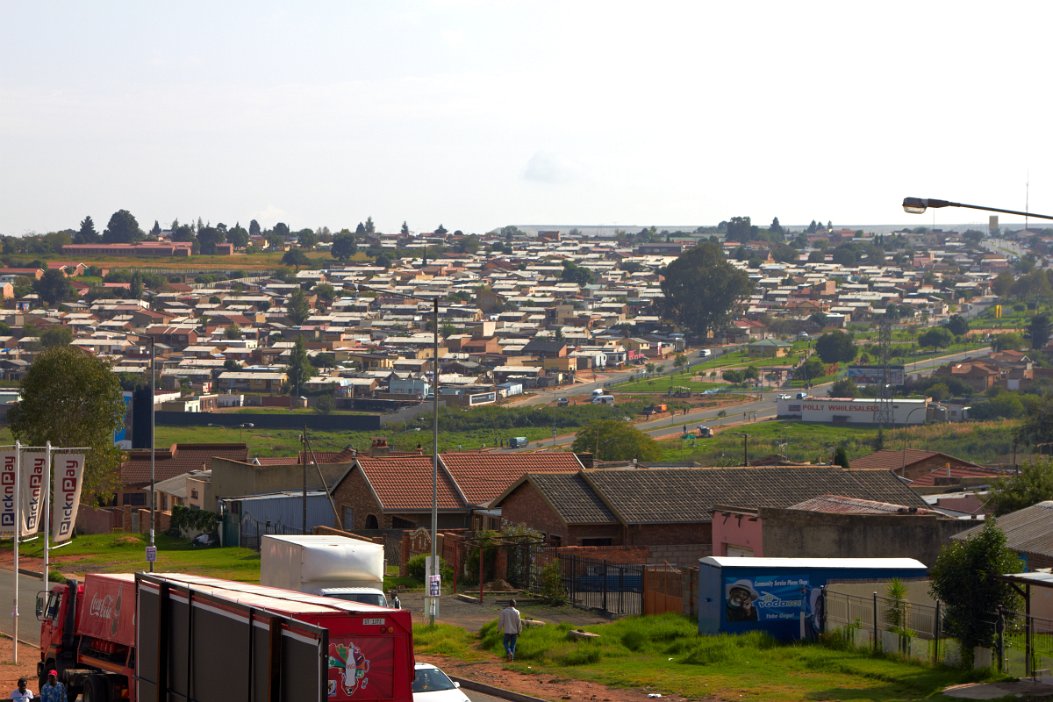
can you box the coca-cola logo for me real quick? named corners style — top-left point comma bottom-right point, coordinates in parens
top-left (89, 593), bottom-right (115, 620)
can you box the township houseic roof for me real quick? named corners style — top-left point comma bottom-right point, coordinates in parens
top-left (354, 455), bottom-right (464, 512)
top-left (518, 472), bottom-right (617, 525)
top-left (575, 466), bottom-right (927, 525)
top-left (953, 501), bottom-right (1053, 557)
top-left (440, 452), bottom-right (583, 507)
top-left (121, 443), bottom-right (248, 487)
top-left (786, 494), bottom-right (939, 516)
top-left (850, 449), bottom-right (982, 472)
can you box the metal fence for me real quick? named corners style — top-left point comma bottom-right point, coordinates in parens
top-left (825, 589), bottom-right (1053, 677)
top-left (556, 554), bottom-right (643, 617)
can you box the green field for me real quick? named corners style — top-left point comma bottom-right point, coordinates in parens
top-left (416, 616), bottom-right (1002, 702)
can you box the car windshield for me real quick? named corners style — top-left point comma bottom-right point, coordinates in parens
top-left (330, 593), bottom-right (387, 607)
top-left (412, 668), bottom-right (457, 693)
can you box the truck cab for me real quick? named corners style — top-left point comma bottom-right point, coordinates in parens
top-left (36, 581), bottom-right (80, 686)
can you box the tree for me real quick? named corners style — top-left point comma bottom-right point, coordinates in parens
top-left (814, 331), bottom-right (856, 364)
top-left (986, 460), bottom-right (1053, 515)
top-left (364, 217), bottom-right (375, 235)
top-left (150, 220), bottom-right (162, 237)
top-left (796, 356), bottom-right (824, 382)
top-left (660, 240), bottom-right (754, 341)
top-left (673, 353), bottom-right (687, 371)
top-left (227, 224), bottom-right (249, 249)
top-left (129, 271), bottom-right (143, 299)
top-left (33, 268), bottom-right (74, 307)
top-left (828, 378), bottom-right (858, 397)
top-left (722, 216), bottom-right (755, 243)
top-left (331, 232), bottom-right (357, 261)
top-left (286, 336), bottom-right (314, 397)
top-left (435, 224), bottom-right (448, 236)
top-left (991, 271), bottom-right (1014, 297)
top-left (314, 283), bottom-right (336, 309)
top-left (40, 326), bottom-right (73, 348)
top-left (8, 346), bottom-right (124, 504)
top-left (929, 521), bottom-right (1021, 668)
top-left (224, 324), bottom-right (242, 340)
top-left (249, 219), bottom-right (261, 237)
top-left (560, 261), bottom-right (594, 286)
top-left (75, 216), bottom-right (99, 244)
top-left (281, 248), bottom-right (310, 269)
top-left (273, 222), bottom-right (291, 238)
top-left (1030, 314), bottom-right (1051, 350)
top-left (102, 209), bottom-right (143, 243)
top-left (945, 314), bottom-right (969, 337)
top-left (401, 221), bottom-right (410, 236)
top-left (286, 288), bottom-right (310, 325)
top-left (196, 226), bottom-right (225, 255)
top-left (571, 419), bottom-right (661, 461)
top-left (918, 326), bottom-right (953, 351)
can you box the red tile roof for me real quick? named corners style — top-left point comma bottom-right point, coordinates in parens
top-left (850, 449), bottom-right (981, 472)
top-left (355, 455), bottom-right (464, 511)
top-left (440, 452), bottom-right (583, 507)
top-left (121, 443), bottom-right (248, 487)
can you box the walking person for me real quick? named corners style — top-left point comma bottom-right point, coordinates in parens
top-left (11, 677), bottom-right (33, 702)
top-left (499, 599), bottom-right (522, 661)
top-left (39, 671), bottom-right (66, 702)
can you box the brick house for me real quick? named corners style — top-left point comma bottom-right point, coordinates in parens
top-left (850, 449), bottom-right (1002, 488)
top-left (118, 443), bottom-right (248, 507)
top-left (494, 466), bottom-right (927, 566)
top-left (330, 451), bottom-right (582, 532)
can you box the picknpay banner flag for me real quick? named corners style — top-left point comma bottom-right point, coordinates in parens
top-left (52, 454), bottom-right (85, 543)
top-left (20, 452), bottom-right (47, 537)
top-left (0, 451), bottom-right (16, 535)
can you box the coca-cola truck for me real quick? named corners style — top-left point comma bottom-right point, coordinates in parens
top-left (37, 572), bottom-right (415, 702)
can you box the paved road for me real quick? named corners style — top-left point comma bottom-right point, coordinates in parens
top-left (0, 567), bottom-right (49, 646)
top-left (511, 346), bottom-right (991, 451)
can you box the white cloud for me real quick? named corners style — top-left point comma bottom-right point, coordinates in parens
top-left (523, 151), bottom-right (578, 184)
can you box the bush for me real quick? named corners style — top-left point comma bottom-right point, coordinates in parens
top-left (168, 505), bottom-right (218, 538)
top-left (538, 560), bottom-right (567, 605)
top-left (405, 553), bottom-right (453, 584)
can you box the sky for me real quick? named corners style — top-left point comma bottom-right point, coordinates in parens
top-left (3, 1), bottom-right (1053, 236)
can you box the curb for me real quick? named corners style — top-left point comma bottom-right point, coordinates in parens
top-left (451, 675), bottom-right (549, 702)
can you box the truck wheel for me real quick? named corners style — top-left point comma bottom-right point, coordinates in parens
top-left (82, 675), bottom-right (108, 702)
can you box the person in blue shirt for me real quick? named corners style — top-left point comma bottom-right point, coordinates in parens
top-left (39, 671), bottom-right (66, 702)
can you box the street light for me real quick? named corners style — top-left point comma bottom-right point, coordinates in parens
top-left (902, 197), bottom-right (1053, 221)
top-left (357, 283), bottom-right (441, 625)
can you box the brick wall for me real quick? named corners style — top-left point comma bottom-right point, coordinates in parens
top-left (331, 468), bottom-right (386, 529)
top-left (500, 481), bottom-right (577, 544)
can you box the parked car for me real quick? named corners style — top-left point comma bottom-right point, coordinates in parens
top-left (796, 392), bottom-right (809, 399)
top-left (556, 397), bottom-right (569, 407)
top-left (412, 663), bottom-right (469, 702)
top-left (699, 348), bottom-right (712, 358)
top-left (777, 393), bottom-right (792, 400)
top-left (509, 436), bottom-right (529, 448)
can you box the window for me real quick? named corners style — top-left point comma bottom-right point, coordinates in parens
top-left (580, 537), bottom-right (613, 547)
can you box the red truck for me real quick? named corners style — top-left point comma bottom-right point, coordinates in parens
top-left (36, 572), bottom-right (415, 702)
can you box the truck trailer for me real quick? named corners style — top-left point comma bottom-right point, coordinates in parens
top-left (37, 572), bottom-right (415, 702)
top-left (260, 533), bottom-right (389, 606)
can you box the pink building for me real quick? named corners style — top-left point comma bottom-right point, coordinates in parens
top-left (711, 506), bottom-right (764, 557)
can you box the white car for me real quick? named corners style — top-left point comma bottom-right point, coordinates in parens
top-left (412, 663), bottom-right (470, 702)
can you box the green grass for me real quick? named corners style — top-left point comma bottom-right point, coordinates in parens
top-left (16, 532), bottom-right (262, 581)
top-left (656, 418), bottom-right (1023, 466)
top-left (415, 613), bottom-right (1002, 701)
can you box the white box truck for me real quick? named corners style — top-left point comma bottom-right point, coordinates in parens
top-left (260, 534), bottom-right (389, 607)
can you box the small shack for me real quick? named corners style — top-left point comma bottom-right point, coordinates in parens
top-left (699, 556), bottom-right (927, 641)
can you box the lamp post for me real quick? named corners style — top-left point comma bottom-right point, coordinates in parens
top-left (357, 283), bottom-right (440, 625)
top-left (902, 197), bottom-right (1053, 221)
top-left (899, 404), bottom-right (930, 477)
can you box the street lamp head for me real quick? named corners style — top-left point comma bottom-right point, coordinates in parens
top-left (903, 197), bottom-right (953, 215)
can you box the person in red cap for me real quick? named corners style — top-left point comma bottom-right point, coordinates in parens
top-left (39, 670), bottom-right (66, 702)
